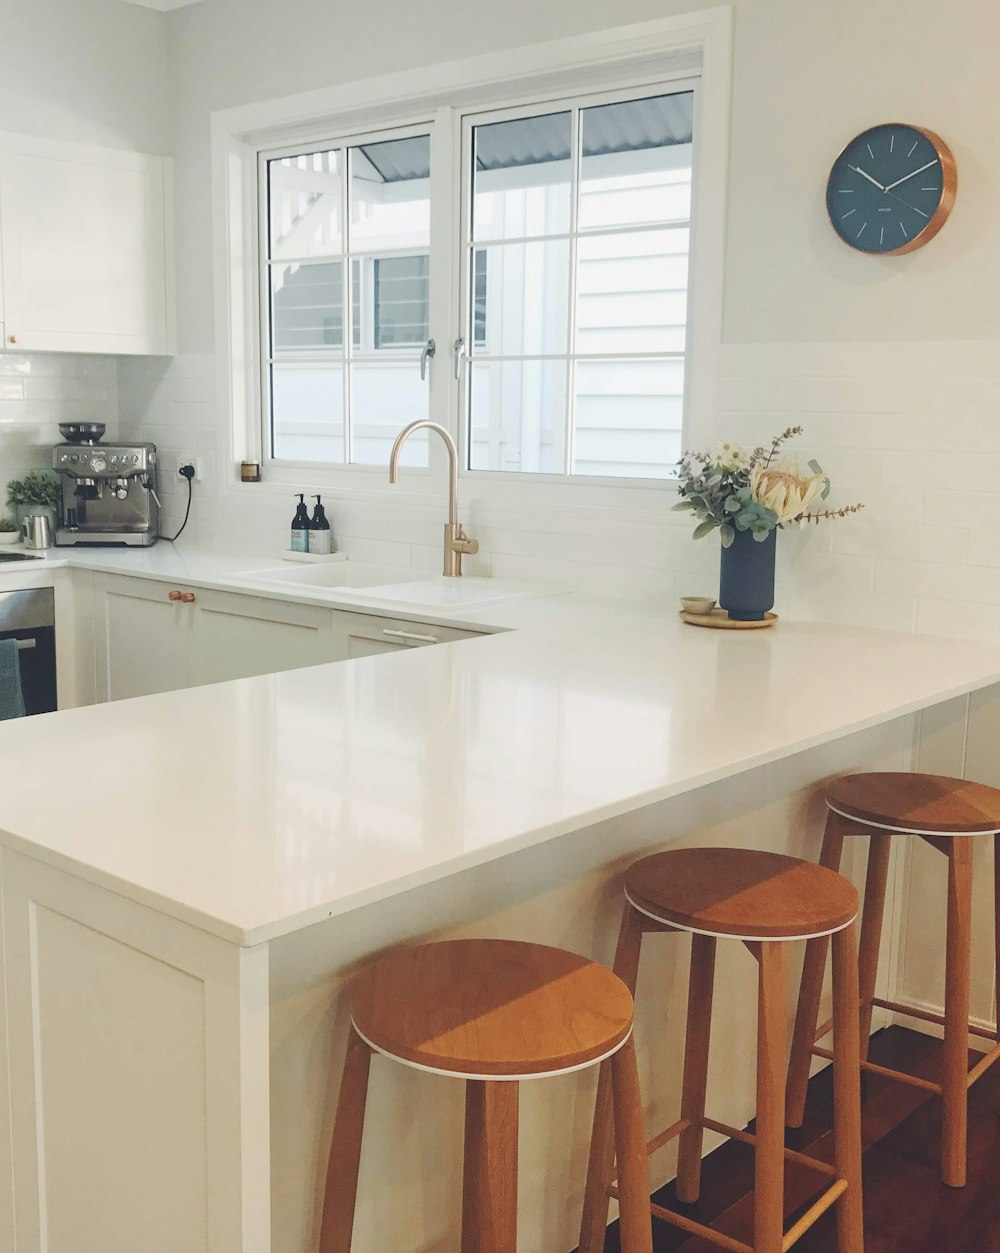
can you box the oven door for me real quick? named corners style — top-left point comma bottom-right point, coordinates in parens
top-left (0, 588), bottom-right (57, 716)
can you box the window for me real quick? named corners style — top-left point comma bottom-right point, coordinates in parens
top-left (263, 130), bottom-right (432, 466)
top-left (463, 88), bottom-right (694, 479)
top-left (254, 73), bottom-right (703, 482)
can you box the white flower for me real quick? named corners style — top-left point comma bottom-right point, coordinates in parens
top-left (711, 440), bottom-right (749, 473)
top-left (750, 455), bottom-right (827, 525)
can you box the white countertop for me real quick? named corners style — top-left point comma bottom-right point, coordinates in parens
top-left (0, 550), bottom-right (998, 945)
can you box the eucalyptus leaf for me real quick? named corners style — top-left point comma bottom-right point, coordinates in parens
top-left (720, 524), bottom-right (735, 548)
top-left (808, 459), bottom-right (823, 475)
top-left (692, 518), bottom-right (718, 540)
top-left (724, 496), bottom-right (741, 513)
top-left (671, 500), bottom-right (694, 511)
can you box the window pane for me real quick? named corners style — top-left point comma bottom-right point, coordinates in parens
top-left (350, 135), bottom-right (430, 253)
top-left (269, 149), bottom-right (342, 259)
top-left (470, 241), bottom-right (570, 356)
top-left (374, 255), bottom-right (429, 348)
top-left (270, 261), bottom-right (342, 353)
top-left (472, 112), bottom-right (571, 241)
top-left (579, 93), bottom-right (694, 231)
top-left (271, 363), bottom-right (344, 462)
top-left (575, 231), bottom-right (689, 355)
top-left (572, 358), bottom-right (684, 478)
top-left (469, 360), bottom-right (566, 473)
top-left (350, 361), bottom-right (429, 466)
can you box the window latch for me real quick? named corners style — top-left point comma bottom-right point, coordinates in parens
top-left (419, 339), bottom-right (436, 382)
top-left (453, 336), bottom-right (467, 380)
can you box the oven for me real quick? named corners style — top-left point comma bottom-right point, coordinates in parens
top-left (0, 588), bottom-right (57, 716)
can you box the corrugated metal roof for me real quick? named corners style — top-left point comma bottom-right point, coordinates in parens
top-left (358, 92), bottom-right (694, 183)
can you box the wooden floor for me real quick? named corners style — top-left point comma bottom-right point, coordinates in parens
top-left (585, 1026), bottom-right (1000, 1252)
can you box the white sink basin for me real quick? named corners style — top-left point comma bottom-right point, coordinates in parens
top-left (235, 561), bottom-right (427, 590)
top-left (334, 576), bottom-right (558, 612)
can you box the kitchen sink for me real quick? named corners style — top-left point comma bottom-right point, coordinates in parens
top-left (234, 561), bottom-right (427, 590)
top-left (233, 562), bottom-right (559, 612)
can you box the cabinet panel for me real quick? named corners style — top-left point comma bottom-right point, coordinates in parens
top-left (337, 610), bottom-right (483, 659)
top-left (0, 134), bottom-right (173, 355)
top-left (189, 589), bottom-right (345, 686)
top-left (94, 574), bottom-right (191, 702)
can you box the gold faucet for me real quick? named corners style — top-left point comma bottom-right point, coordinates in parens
top-left (389, 420), bottom-right (479, 577)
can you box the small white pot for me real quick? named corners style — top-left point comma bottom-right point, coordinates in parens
top-left (0, 531), bottom-right (20, 545)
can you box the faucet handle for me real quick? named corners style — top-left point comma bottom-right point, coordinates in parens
top-left (453, 526), bottom-right (479, 556)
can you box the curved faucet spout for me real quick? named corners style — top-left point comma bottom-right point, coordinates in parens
top-left (388, 420), bottom-right (478, 576)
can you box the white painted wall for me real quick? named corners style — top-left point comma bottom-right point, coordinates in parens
top-left (0, 0), bottom-right (167, 501)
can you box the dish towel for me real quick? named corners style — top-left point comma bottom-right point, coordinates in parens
top-left (0, 638), bottom-right (26, 720)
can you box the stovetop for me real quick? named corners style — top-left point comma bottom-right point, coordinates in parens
top-left (0, 551), bottom-right (43, 563)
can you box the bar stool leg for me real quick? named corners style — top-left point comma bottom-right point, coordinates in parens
top-left (675, 933), bottom-right (717, 1204)
top-left (579, 904), bottom-right (644, 1253)
top-left (462, 1080), bottom-right (519, 1253)
top-left (319, 1026), bottom-right (374, 1253)
top-left (831, 923), bottom-right (864, 1253)
top-left (610, 1035), bottom-right (654, 1253)
top-left (857, 833), bottom-right (892, 1062)
top-left (942, 837), bottom-right (973, 1188)
top-left (755, 941), bottom-right (788, 1253)
top-left (786, 815), bottom-right (845, 1127)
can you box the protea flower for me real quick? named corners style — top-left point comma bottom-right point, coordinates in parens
top-left (750, 456), bottom-right (827, 525)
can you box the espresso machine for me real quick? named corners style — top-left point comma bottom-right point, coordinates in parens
top-left (52, 423), bottom-right (159, 547)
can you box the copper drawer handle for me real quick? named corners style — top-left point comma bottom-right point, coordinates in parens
top-left (180, 592), bottom-right (196, 603)
top-left (168, 590), bottom-right (183, 601)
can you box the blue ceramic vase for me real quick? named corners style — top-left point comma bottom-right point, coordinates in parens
top-left (719, 528), bottom-right (776, 621)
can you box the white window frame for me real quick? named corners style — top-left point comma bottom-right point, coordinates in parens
top-left (213, 8), bottom-right (732, 510)
top-left (457, 79), bottom-right (697, 485)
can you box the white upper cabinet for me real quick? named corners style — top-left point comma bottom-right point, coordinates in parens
top-left (0, 134), bottom-right (174, 355)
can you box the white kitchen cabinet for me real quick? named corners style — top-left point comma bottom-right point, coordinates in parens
top-left (0, 133), bottom-right (174, 355)
top-left (189, 588), bottom-right (342, 685)
top-left (94, 574), bottom-right (192, 701)
top-left (91, 574), bottom-right (484, 701)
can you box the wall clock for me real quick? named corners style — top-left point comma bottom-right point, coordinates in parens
top-left (826, 123), bottom-right (957, 255)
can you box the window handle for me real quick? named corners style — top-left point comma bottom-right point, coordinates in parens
top-left (453, 336), bottom-right (467, 380)
top-left (419, 339), bottom-right (436, 382)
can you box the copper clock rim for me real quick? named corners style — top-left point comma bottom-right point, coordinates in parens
top-left (826, 122), bottom-right (957, 256)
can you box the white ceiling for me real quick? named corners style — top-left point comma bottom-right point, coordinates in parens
top-left (117, 0), bottom-right (205, 10)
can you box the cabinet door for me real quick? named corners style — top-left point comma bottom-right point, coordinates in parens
top-left (335, 610), bottom-right (484, 659)
top-left (0, 134), bottom-right (173, 355)
top-left (189, 589), bottom-right (345, 686)
top-left (93, 575), bottom-right (191, 702)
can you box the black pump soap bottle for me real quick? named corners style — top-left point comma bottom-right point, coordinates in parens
top-left (291, 493), bottom-right (311, 553)
top-left (309, 495), bottom-right (333, 555)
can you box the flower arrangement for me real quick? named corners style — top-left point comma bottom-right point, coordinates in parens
top-left (673, 426), bottom-right (863, 547)
top-left (0, 517), bottom-right (17, 533)
top-left (6, 471), bottom-right (60, 512)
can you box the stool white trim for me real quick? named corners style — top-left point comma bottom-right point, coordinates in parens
top-left (624, 887), bottom-right (857, 943)
top-left (351, 1019), bottom-right (633, 1082)
top-left (827, 801), bottom-right (1000, 838)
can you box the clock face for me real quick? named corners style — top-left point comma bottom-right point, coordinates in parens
top-left (826, 124), bottom-right (956, 255)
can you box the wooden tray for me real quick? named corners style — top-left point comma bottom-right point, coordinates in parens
top-left (679, 608), bottom-right (778, 630)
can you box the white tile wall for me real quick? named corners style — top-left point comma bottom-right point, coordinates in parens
top-left (0, 354), bottom-right (118, 516)
top-left (117, 338), bottom-right (1000, 639)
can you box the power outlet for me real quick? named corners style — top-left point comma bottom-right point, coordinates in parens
top-left (178, 457), bottom-right (201, 482)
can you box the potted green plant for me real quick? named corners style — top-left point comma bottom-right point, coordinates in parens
top-left (674, 427), bottom-right (864, 621)
top-left (0, 516), bottom-right (19, 546)
top-left (6, 471), bottom-right (60, 530)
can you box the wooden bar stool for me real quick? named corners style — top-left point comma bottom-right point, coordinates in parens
top-left (786, 771), bottom-right (1000, 1188)
top-left (579, 847), bottom-right (863, 1253)
top-left (319, 937), bottom-right (653, 1253)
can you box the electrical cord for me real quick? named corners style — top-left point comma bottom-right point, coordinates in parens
top-left (162, 465), bottom-right (195, 543)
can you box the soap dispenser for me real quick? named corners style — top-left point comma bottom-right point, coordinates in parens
top-left (309, 495), bottom-right (333, 555)
top-left (291, 494), bottom-right (311, 553)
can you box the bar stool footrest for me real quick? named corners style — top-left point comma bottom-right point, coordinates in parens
top-left (648, 1176), bottom-right (849, 1253)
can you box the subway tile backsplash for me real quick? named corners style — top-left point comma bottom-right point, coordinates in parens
top-left (115, 339), bottom-right (1000, 640)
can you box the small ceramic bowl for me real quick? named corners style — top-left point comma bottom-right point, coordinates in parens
top-left (680, 595), bottom-right (716, 616)
top-left (0, 531), bottom-right (20, 546)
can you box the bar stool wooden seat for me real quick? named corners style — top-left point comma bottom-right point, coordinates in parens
top-left (579, 847), bottom-right (863, 1253)
top-left (319, 937), bottom-right (654, 1253)
top-left (786, 771), bottom-right (1000, 1189)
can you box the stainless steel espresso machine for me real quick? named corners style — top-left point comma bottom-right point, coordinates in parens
top-left (52, 423), bottom-right (159, 547)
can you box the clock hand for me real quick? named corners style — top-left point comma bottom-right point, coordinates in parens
top-left (849, 165), bottom-right (886, 191)
top-left (884, 159), bottom-right (939, 192)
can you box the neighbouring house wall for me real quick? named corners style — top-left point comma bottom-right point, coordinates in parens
top-left (0, 0), bottom-right (168, 505)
